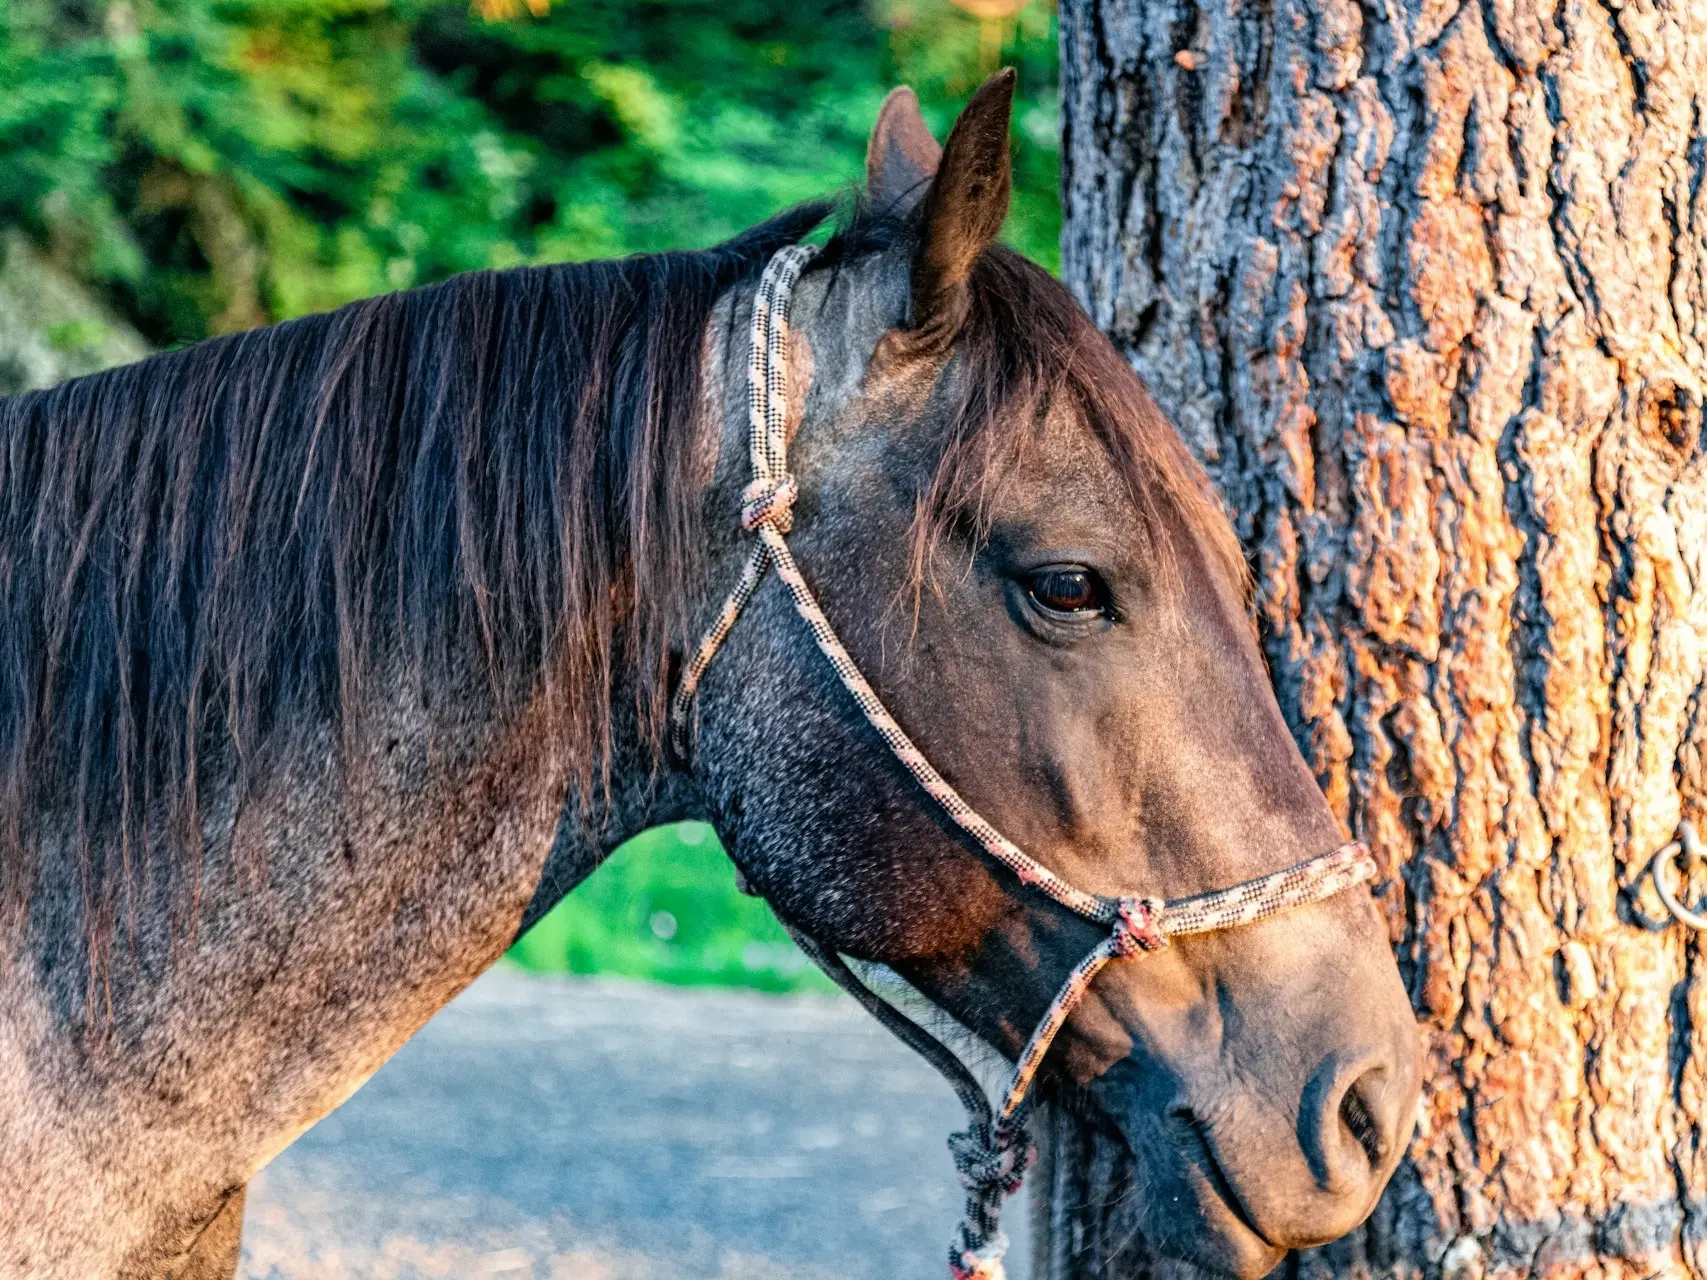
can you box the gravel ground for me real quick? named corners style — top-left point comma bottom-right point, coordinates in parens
top-left (242, 967), bottom-right (1030, 1280)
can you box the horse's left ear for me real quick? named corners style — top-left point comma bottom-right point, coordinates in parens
top-left (907, 69), bottom-right (1014, 348)
top-left (868, 87), bottom-right (942, 216)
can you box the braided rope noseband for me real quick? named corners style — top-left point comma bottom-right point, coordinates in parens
top-left (671, 243), bottom-right (1378, 1280)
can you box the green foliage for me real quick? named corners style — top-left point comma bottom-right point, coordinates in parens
top-left (508, 823), bottom-right (834, 994)
top-left (0, 3), bottom-right (127, 277)
top-left (1, 0), bottom-right (1060, 349)
top-left (45, 316), bottom-right (115, 353)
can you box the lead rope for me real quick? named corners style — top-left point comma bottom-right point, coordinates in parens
top-left (671, 243), bottom-right (1380, 1280)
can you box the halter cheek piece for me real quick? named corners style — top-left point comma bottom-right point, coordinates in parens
top-left (670, 244), bottom-right (1378, 1280)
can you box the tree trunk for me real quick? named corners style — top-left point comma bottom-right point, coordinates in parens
top-left (1050, 0), bottom-right (1707, 1274)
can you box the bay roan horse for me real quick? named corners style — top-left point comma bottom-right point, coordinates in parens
top-left (0, 75), bottom-right (1418, 1279)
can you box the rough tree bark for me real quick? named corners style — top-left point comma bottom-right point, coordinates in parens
top-left (1047, 0), bottom-right (1707, 1275)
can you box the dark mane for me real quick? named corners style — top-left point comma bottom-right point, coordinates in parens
top-left (0, 204), bottom-right (827, 928)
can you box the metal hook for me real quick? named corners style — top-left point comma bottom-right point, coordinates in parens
top-left (1646, 820), bottom-right (1707, 932)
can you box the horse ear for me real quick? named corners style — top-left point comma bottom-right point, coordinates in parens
top-left (908, 70), bottom-right (1014, 347)
top-left (867, 87), bottom-right (942, 216)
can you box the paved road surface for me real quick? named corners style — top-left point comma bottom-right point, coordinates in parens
top-left (242, 968), bottom-right (1030, 1280)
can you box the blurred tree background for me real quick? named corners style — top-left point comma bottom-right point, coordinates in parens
top-left (0, 0), bottom-right (1058, 353)
top-left (0, 0), bottom-right (1060, 989)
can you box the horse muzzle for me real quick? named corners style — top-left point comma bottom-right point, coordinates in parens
top-left (1079, 915), bottom-right (1421, 1278)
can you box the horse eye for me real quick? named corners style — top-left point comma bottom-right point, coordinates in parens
top-left (1026, 567), bottom-right (1104, 616)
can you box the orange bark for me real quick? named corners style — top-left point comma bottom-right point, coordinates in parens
top-left (1051, 0), bottom-right (1707, 1271)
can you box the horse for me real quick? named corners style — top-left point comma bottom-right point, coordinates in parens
top-left (0, 74), bottom-right (1419, 1279)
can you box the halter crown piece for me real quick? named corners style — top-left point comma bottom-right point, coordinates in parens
top-left (670, 244), bottom-right (1379, 1280)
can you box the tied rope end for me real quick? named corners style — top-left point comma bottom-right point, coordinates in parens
top-left (949, 1233), bottom-right (1010, 1280)
top-left (945, 1122), bottom-right (1032, 1280)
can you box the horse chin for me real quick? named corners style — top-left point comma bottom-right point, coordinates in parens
top-left (1154, 1133), bottom-right (1290, 1280)
top-left (1168, 1219), bottom-right (1288, 1280)
top-left (1127, 1153), bottom-right (1288, 1279)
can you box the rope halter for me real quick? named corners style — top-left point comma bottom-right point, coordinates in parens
top-left (670, 243), bottom-right (1380, 1280)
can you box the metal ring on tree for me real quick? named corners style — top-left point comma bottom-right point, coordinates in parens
top-left (1647, 821), bottom-right (1707, 932)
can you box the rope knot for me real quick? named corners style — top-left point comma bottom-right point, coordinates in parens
top-left (741, 474), bottom-right (797, 532)
top-left (1111, 897), bottom-right (1169, 957)
top-left (948, 1125), bottom-right (1034, 1197)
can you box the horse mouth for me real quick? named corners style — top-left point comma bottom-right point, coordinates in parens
top-left (1052, 1087), bottom-right (1288, 1280)
top-left (1167, 1109), bottom-right (1289, 1275)
top-left (1172, 1109), bottom-right (1279, 1241)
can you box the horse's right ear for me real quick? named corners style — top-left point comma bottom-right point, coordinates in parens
top-left (903, 70), bottom-right (1014, 352)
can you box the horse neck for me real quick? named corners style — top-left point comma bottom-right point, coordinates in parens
top-left (518, 665), bottom-right (710, 928)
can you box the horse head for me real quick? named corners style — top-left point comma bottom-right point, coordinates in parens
top-left (683, 74), bottom-right (1419, 1278)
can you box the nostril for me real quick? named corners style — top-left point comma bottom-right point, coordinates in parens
top-left (1338, 1069), bottom-right (1390, 1170)
top-left (1300, 1050), bottom-right (1397, 1193)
